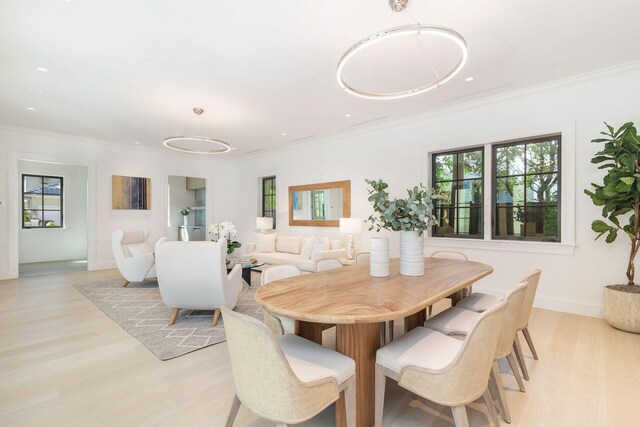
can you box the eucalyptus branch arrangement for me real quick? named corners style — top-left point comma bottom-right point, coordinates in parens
top-left (584, 122), bottom-right (640, 286)
top-left (365, 179), bottom-right (446, 235)
top-left (179, 207), bottom-right (191, 216)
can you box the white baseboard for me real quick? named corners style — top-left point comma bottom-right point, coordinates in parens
top-left (473, 286), bottom-right (603, 318)
top-left (90, 261), bottom-right (117, 271)
top-left (0, 270), bottom-right (18, 281)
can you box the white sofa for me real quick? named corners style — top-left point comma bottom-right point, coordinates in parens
top-left (246, 234), bottom-right (346, 273)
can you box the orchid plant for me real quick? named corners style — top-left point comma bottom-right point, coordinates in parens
top-left (209, 220), bottom-right (242, 254)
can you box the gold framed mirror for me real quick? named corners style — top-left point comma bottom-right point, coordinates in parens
top-left (288, 180), bottom-right (351, 227)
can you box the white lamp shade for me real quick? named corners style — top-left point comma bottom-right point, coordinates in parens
top-left (340, 217), bottom-right (363, 234)
top-left (256, 216), bottom-right (273, 230)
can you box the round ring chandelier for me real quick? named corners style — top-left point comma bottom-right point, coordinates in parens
top-left (336, 1), bottom-right (468, 100)
top-left (163, 108), bottom-right (232, 155)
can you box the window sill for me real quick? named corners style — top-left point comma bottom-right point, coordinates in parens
top-left (426, 236), bottom-right (576, 255)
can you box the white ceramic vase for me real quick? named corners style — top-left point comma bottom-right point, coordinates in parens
top-left (399, 230), bottom-right (424, 276)
top-left (183, 216), bottom-right (188, 226)
top-left (370, 237), bottom-right (390, 277)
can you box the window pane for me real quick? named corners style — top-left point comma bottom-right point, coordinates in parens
top-left (526, 139), bottom-right (559, 174)
top-left (455, 179), bottom-right (482, 206)
top-left (496, 176), bottom-right (524, 204)
top-left (523, 206), bottom-right (558, 240)
top-left (495, 204), bottom-right (524, 238)
top-left (434, 154), bottom-right (454, 181)
top-left (527, 173), bottom-right (558, 203)
top-left (23, 209), bottom-right (40, 226)
top-left (434, 206), bottom-right (455, 235)
top-left (455, 207), bottom-right (483, 236)
top-left (435, 181), bottom-right (452, 206)
top-left (43, 211), bottom-right (61, 227)
top-left (463, 151), bottom-right (483, 179)
top-left (496, 145), bottom-right (524, 176)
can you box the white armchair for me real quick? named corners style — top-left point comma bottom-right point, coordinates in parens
top-left (154, 238), bottom-right (243, 326)
top-left (111, 228), bottom-right (157, 287)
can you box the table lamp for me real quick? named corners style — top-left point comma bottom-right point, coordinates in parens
top-left (340, 217), bottom-right (363, 261)
top-left (256, 216), bottom-right (274, 233)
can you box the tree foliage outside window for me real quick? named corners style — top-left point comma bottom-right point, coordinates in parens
top-left (432, 148), bottom-right (484, 238)
top-left (493, 136), bottom-right (561, 241)
top-left (22, 174), bottom-right (63, 228)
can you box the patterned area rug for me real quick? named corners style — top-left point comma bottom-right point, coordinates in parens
top-left (74, 274), bottom-right (262, 360)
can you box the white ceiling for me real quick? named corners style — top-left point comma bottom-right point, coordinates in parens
top-left (1, 0), bottom-right (639, 156)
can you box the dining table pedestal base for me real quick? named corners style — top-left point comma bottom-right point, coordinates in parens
top-left (335, 323), bottom-right (381, 427)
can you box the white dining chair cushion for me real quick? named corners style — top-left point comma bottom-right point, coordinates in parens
top-left (125, 242), bottom-right (154, 257)
top-left (376, 327), bottom-right (463, 374)
top-left (279, 334), bottom-right (355, 384)
top-left (455, 292), bottom-right (501, 313)
top-left (423, 306), bottom-right (481, 336)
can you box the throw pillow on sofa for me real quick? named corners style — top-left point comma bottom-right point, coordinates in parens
top-left (300, 236), bottom-right (316, 259)
top-left (255, 233), bottom-right (277, 253)
top-left (276, 236), bottom-right (302, 254)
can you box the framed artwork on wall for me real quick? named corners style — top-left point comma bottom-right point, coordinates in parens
top-left (112, 175), bottom-right (151, 210)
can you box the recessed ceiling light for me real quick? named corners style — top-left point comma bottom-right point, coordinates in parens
top-left (36, 67), bottom-right (48, 72)
top-left (281, 132), bottom-right (287, 136)
top-left (134, 141), bottom-right (141, 145)
top-left (345, 114), bottom-right (352, 117)
top-left (231, 147), bottom-right (237, 150)
top-left (465, 77), bottom-right (474, 82)
top-left (26, 107), bottom-right (36, 111)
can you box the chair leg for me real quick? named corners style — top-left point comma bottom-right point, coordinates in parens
top-left (505, 352), bottom-right (526, 392)
top-left (522, 327), bottom-right (539, 360)
top-left (428, 305), bottom-right (433, 318)
top-left (168, 308), bottom-right (180, 326)
top-left (345, 377), bottom-right (356, 427)
top-left (513, 335), bottom-right (530, 381)
top-left (388, 320), bottom-right (394, 341)
top-left (491, 362), bottom-right (511, 423)
top-left (375, 364), bottom-right (386, 427)
top-left (212, 308), bottom-right (221, 326)
top-left (451, 406), bottom-right (470, 427)
top-left (225, 394), bottom-right (241, 427)
top-left (483, 388), bottom-right (502, 427)
top-left (123, 280), bottom-right (130, 287)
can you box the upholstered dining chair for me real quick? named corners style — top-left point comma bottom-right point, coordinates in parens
top-left (315, 258), bottom-right (343, 272)
top-left (456, 270), bottom-right (542, 381)
top-left (430, 251), bottom-right (472, 306)
top-left (111, 228), bottom-right (157, 287)
top-left (425, 281), bottom-right (529, 423)
top-left (375, 301), bottom-right (507, 427)
top-left (154, 238), bottom-right (243, 326)
top-left (221, 307), bottom-right (356, 427)
top-left (261, 265), bottom-right (303, 335)
top-left (355, 252), bottom-right (370, 264)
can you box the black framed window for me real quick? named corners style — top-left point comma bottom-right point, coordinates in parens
top-left (262, 176), bottom-right (276, 227)
top-left (432, 148), bottom-right (484, 238)
top-left (22, 174), bottom-right (63, 228)
top-left (493, 135), bottom-right (561, 241)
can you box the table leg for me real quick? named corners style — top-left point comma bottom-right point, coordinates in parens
top-left (335, 323), bottom-right (380, 427)
top-left (241, 268), bottom-right (252, 286)
top-left (295, 321), bottom-right (323, 344)
top-left (404, 308), bottom-right (427, 333)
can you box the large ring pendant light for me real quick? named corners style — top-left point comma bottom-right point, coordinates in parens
top-left (163, 107), bottom-right (232, 154)
top-left (337, 1), bottom-right (468, 100)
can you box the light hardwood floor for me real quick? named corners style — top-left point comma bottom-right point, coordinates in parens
top-left (1, 269), bottom-right (639, 426)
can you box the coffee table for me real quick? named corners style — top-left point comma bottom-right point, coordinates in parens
top-left (228, 261), bottom-right (264, 286)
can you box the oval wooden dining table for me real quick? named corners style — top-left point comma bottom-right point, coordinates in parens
top-left (255, 257), bottom-right (493, 427)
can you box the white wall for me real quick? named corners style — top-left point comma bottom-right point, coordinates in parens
top-left (19, 160), bottom-right (88, 263)
top-left (226, 64), bottom-right (640, 318)
top-left (0, 128), bottom-right (235, 279)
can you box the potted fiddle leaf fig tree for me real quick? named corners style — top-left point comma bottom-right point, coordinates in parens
top-left (585, 122), bottom-right (640, 333)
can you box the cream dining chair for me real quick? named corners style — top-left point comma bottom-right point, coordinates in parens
top-left (261, 265), bottom-right (302, 335)
top-left (456, 270), bottom-right (542, 381)
top-left (315, 258), bottom-right (343, 272)
top-left (425, 280), bottom-right (529, 422)
top-left (375, 301), bottom-right (507, 427)
top-left (221, 307), bottom-right (356, 427)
